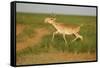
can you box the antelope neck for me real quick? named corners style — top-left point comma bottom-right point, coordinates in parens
top-left (51, 22), bottom-right (58, 30)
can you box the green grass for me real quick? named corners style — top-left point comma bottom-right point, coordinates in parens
top-left (16, 12), bottom-right (50, 28)
top-left (16, 12), bottom-right (97, 62)
top-left (16, 26), bottom-right (36, 43)
top-left (17, 33), bottom-right (96, 57)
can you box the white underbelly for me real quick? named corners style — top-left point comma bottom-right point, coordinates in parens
top-left (65, 32), bottom-right (73, 35)
top-left (58, 29), bottom-right (73, 35)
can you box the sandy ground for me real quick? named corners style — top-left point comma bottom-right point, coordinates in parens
top-left (16, 24), bottom-right (26, 36)
top-left (16, 24), bottom-right (49, 51)
top-left (16, 52), bottom-right (96, 65)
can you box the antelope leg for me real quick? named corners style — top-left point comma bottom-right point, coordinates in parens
top-left (63, 34), bottom-right (67, 45)
top-left (76, 33), bottom-right (83, 40)
top-left (52, 31), bottom-right (58, 41)
top-left (72, 33), bottom-right (83, 42)
top-left (72, 37), bottom-right (78, 42)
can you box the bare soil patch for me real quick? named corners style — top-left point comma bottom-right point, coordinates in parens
top-left (16, 24), bottom-right (26, 36)
top-left (16, 27), bottom-right (49, 51)
top-left (16, 52), bottom-right (96, 65)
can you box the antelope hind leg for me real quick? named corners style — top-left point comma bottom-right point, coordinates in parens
top-left (72, 33), bottom-right (83, 42)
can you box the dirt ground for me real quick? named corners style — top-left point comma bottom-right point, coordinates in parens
top-left (16, 52), bottom-right (96, 65)
top-left (16, 24), bottom-right (49, 51)
top-left (16, 24), bottom-right (26, 36)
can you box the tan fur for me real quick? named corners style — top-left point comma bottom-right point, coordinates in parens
top-left (44, 17), bottom-right (83, 44)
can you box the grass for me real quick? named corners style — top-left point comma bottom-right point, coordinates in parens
top-left (16, 12), bottom-right (97, 65)
top-left (16, 26), bottom-right (36, 43)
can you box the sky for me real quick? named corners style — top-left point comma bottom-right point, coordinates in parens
top-left (16, 3), bottom-right (96, 16)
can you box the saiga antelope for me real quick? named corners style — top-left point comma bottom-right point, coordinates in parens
top-left (44, 17), bottom-right (83, 45)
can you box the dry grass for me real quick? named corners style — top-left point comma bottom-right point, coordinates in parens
top-left (16, 24), bottom-right (49, 51)
top-left (16, 24), bottom-right (26, 36)
top-left (16, 52), bottom-right (96, 65)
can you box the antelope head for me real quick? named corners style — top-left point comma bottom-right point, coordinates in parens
top-left (44, 17), bottom-right (56, 24)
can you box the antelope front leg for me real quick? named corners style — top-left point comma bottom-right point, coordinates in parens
top-left (52, 31), bottom-right (59, 41)
top-left (63, 34), bottom-right (67, 45)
